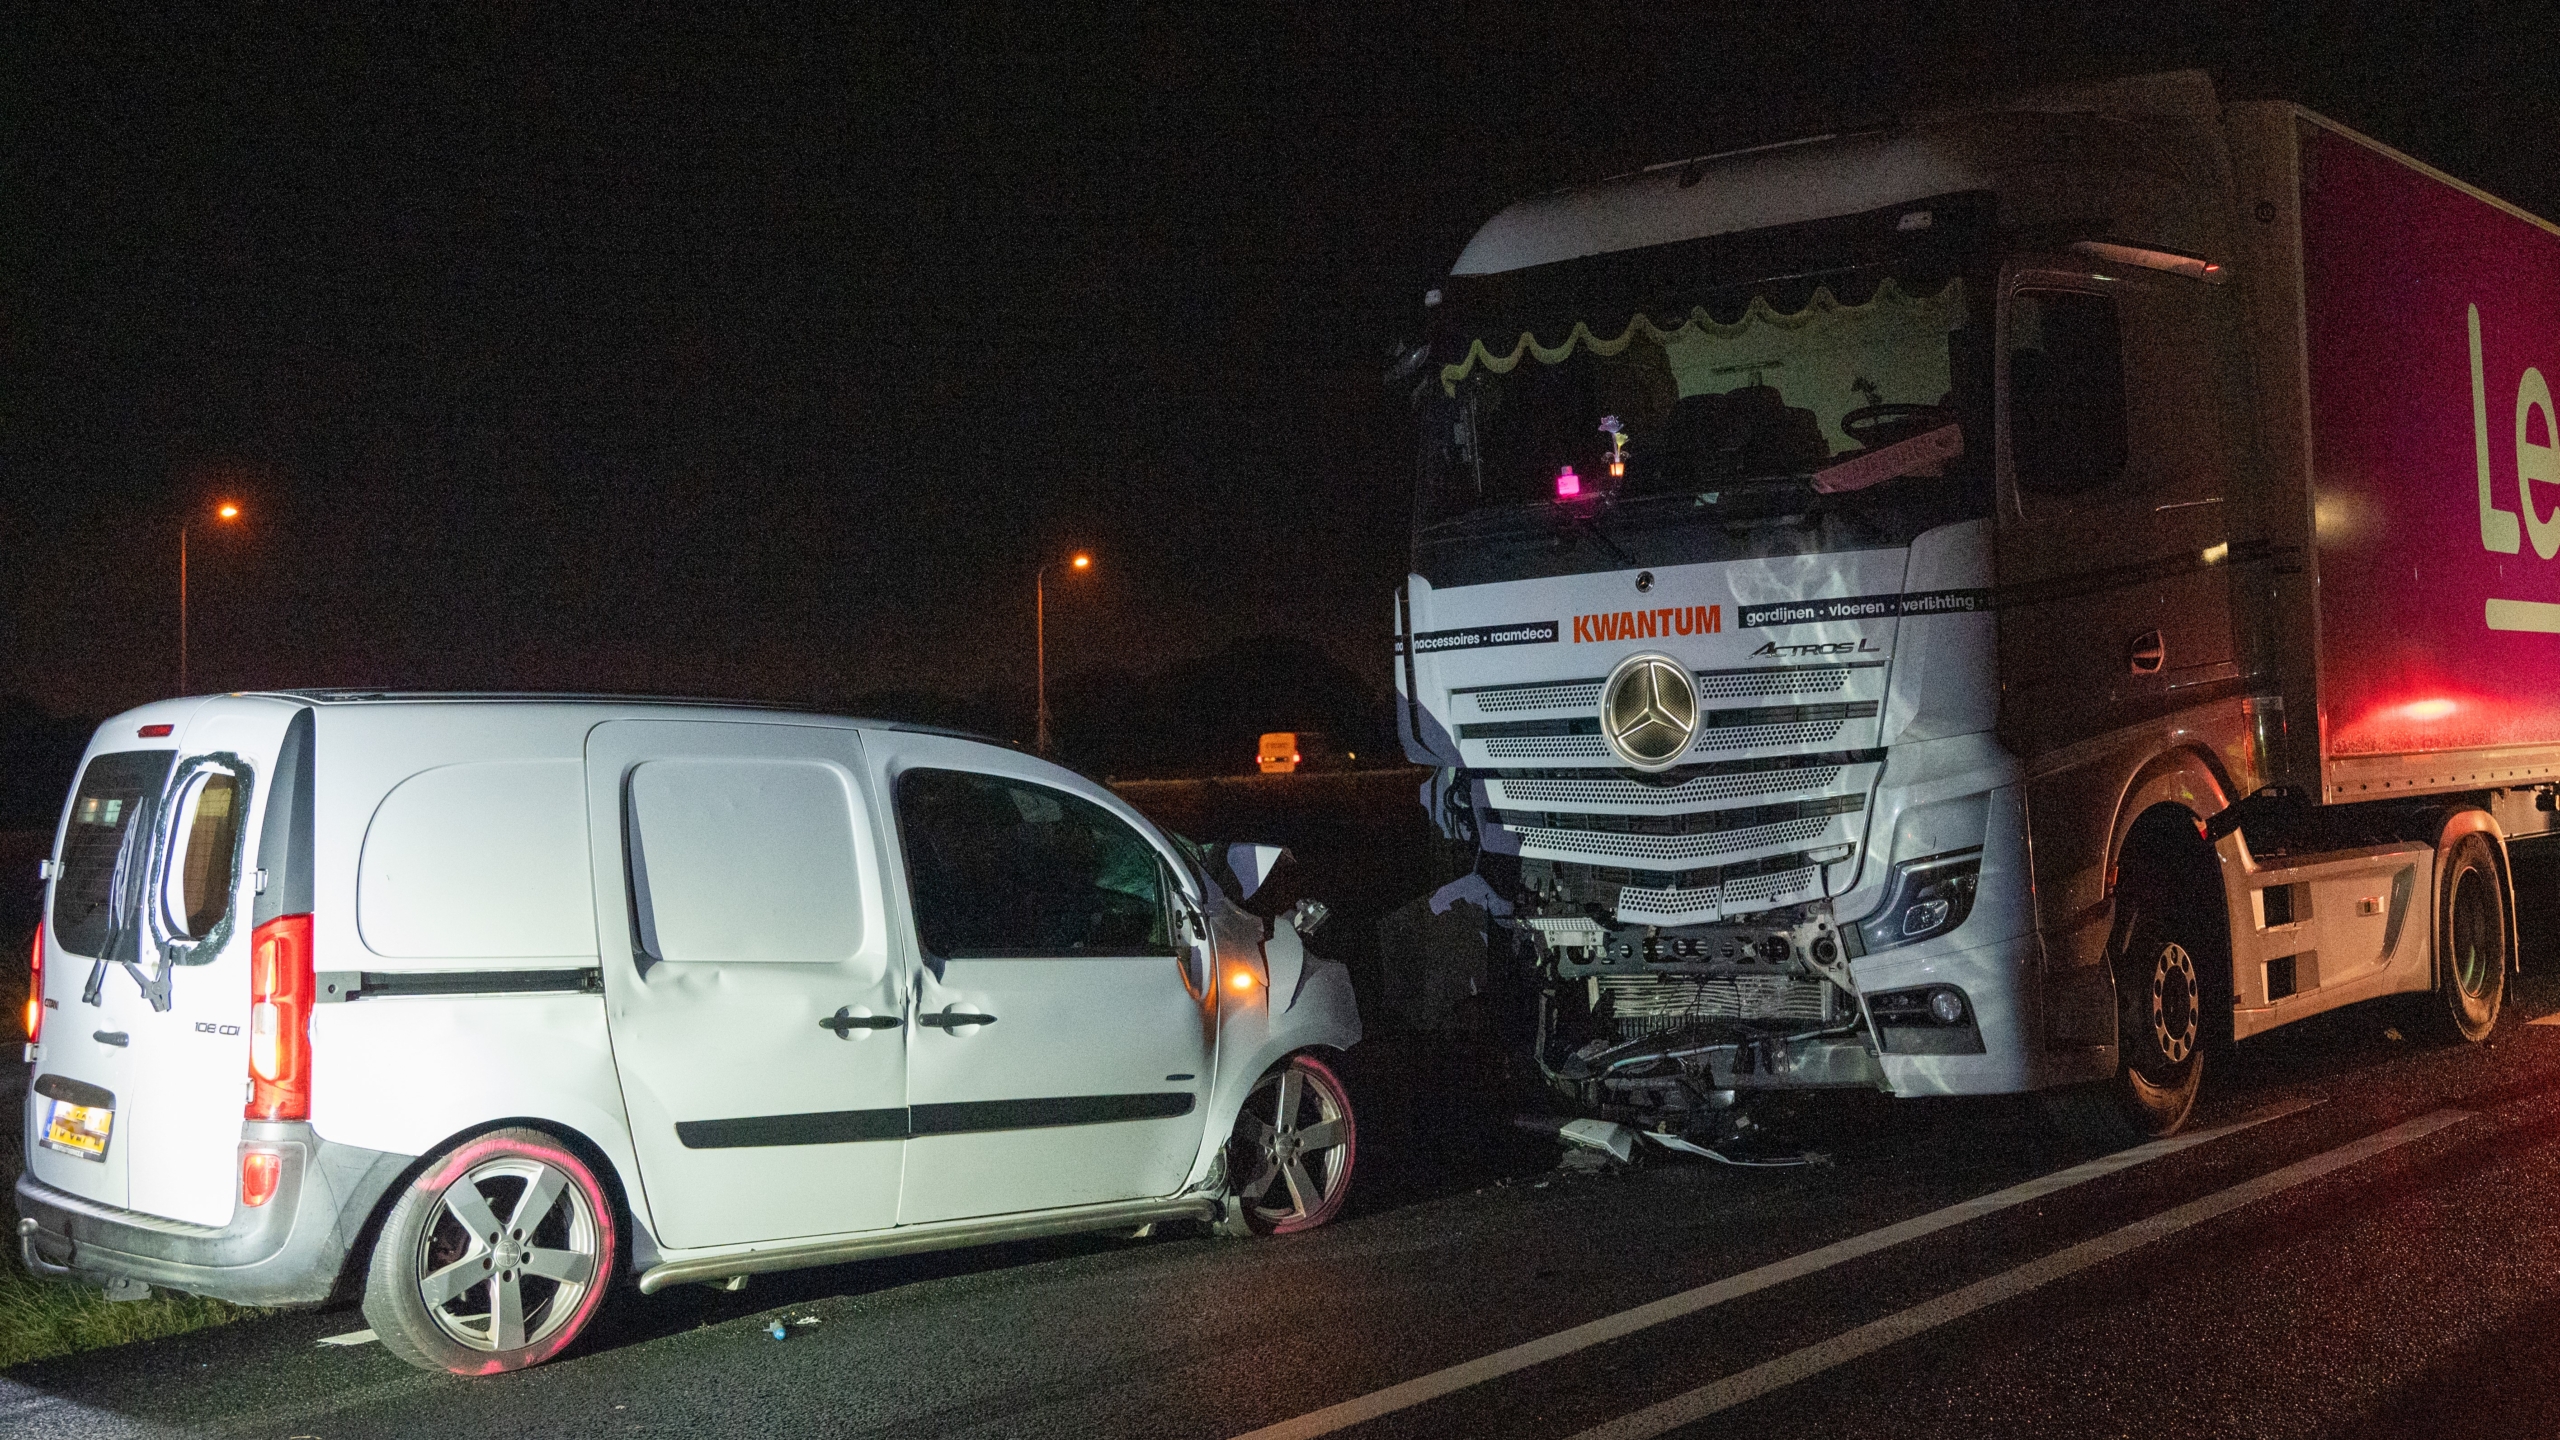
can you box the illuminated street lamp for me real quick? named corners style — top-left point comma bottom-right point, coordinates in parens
top-left (1035, 551), bottom-right (1093, 757)
top-left (180, 500), bottom-right (243, 695)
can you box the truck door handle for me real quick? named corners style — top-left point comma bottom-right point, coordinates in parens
top-left (2129, 630), bottom-right (2165, 675)
top-left (917, 1011), bottom-right (998, 1030)
top-left (818, 1007), bottom-right (901, 1038)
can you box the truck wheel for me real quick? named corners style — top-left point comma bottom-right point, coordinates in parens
top-left (1225, 1053), bottom-right (1357, 1234)
top-left (2417, 832), bottom-right (2507, 1044)
top-left (2046, 901), bottom-right (2206, 1146)
top-left (363, 1128), bottom-right (618, 1375)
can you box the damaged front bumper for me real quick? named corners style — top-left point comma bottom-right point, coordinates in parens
top-left (1525, 899), bottom-right (2049, 1124)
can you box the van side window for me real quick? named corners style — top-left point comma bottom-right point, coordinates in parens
top-left (624, 758), bottom-right (866, 964)
top-left (894, 769), bottom-right (1171, 959)
top-left (2007, 289), bottom-right (2128, 495)
top-left (51, 750), bottom-right (177, 960)
top-left (162, 770), bottom-right (242, 940)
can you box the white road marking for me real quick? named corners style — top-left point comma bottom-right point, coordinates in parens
top-left (1567, 1108), bottom-right (2467, 1440)
top-left (1230, 1099), bottom-right (2315, 1440)
top-left (316, 1328), bottom-right (378, 1346)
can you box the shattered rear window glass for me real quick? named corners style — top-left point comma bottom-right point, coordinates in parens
top-left (53, 750), bottom-right (176, 959)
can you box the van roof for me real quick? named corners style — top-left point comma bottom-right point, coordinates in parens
top-left (241, 689), bottom-right (1011, 747)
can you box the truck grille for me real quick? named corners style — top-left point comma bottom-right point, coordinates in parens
top-left (1495, 767), bottom-right (1842, 808)
top-left (1597, 972), bottom-right (1836, 1033)
top-left (1464, 664), bottom-right (1870, 716)
top-left (1524, 816), bottom-right (1832, 864)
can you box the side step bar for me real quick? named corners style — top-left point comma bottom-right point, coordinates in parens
top-left (635, 1194), bottom-right (1221, 1294)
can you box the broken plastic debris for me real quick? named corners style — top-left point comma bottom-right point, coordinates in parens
top-left (1642, 1130), bottom-right (1816, 1168)
top-left (768, 1321), bottom-right (787, 1340)
top-left (794, 1315), bottom-right (820, 1325)
top-left (1513, 1113), bottom-right (1638, 1165)
top-left (2384, 1027), bottom-right (2404, 1041)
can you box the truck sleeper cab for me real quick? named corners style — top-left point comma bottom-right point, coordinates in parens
top-left (1395, 70), bottom-right (2560, 1145)
top-left (18, 692), bottom-right (1360, 1374)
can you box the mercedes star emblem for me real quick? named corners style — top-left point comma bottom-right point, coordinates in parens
top-left (1600, 651), bottom-right (1699, 771)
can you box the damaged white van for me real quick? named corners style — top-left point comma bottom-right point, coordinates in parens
top-left (17, 693), bottom-right (1359, 1374)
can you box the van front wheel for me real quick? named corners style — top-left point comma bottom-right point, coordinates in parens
top-left (363, 1127), bottom-right (619, 1375)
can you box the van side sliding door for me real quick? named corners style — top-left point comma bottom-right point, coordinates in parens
top-left (585, 720), bottom-right (911, 1250)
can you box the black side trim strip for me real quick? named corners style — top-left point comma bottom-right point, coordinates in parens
top-left (672, 1092), bottom-right (1200, 1150)
top-left (34, 1074), bottom-right (113, 1108)
top-left (678, 1108), bottom-right (911, 1150)
top-left (913, 1092), bottom-right (1196, 1135)
top-left (315, 968), bottom-right (605, 1003)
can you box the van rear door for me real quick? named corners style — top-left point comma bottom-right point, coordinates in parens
top-left (32, 698), bottom-right (307, 1227)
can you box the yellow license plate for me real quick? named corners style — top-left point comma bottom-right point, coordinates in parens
top-left (40, 1100), bottom-right (114, 1162)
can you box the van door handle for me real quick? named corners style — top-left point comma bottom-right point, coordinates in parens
top-left (917, 1011), bottom-right (998, 1030)
top-left (93, 1031), bottom-right (128, 1047)
top-left (818, 1007), bottom-right (901, 1038)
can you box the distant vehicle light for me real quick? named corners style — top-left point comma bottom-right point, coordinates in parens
top-left (1555, 465), bottom-right (1582, 499)
top-left (216, 503), bottom-right (241, 521)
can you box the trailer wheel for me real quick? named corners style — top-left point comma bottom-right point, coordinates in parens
top-left (2417, 832), bottom-right (2507, 1044)
top-left (2046, 894), bottom-right (2206, 1146)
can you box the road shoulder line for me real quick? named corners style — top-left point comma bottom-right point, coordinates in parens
top-left (1567, 1107), bottom-right (2466, 1440)
top-left (1231, 1098), bottom-right (2316, 1440)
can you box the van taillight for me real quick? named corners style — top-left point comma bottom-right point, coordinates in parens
top-left (23, 924), bottom-right (39, 1043)
top-left (247, 914), bottom-right (314, 1121)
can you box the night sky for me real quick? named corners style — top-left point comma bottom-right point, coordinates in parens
top-left (8, 3), bottom-right (2556, 727)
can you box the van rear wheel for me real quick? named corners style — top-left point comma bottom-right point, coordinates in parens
top-left (363, 1128), bottom-right (618, 1375)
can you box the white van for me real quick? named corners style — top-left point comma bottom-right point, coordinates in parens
top-left (16, 693), bottom-right (1360, 1374)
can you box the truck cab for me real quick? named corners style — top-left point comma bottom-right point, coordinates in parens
top-left (1395, 70), bottom-right (2560, 1144)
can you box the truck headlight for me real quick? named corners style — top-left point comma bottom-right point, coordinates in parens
top-left (1858, 851), bottom-right (1981, 952)
top-left (1855, 793), bottom-right (1988, 954)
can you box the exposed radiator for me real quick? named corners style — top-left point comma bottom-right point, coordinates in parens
top-left (1596, 972), bottom-right (1835, 1034)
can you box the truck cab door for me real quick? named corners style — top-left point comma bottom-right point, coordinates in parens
top-left (1996, 261), bottom-right (2240, 755)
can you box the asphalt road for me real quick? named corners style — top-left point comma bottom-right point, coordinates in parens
top-left (13, 978), bottom-right (2560, 1440)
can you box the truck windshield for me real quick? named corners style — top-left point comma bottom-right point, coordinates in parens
top-left (1412, 193), bottom-right (1996, 586)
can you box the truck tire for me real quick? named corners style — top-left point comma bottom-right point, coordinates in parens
top-left (2045, 892), bottom-right (2207, 1146)
top-left (363, 1127), bottom-right (619, 1375)
top-left (2416, 832), bottom-right (2507, 1044)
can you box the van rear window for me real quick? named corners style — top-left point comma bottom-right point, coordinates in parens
top-left (53, 750), bottom-right (176, 960)
top-left (165, 770), bottom-right (242, 939)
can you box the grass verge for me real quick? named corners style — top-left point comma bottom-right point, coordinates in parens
top-left (2, 931), bottom-right (268, 1368)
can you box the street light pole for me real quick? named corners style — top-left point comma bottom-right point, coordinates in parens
top-left (1036, 562), bottom-right (1050, 756)
top-left (1034, 550), bottom-right (1093, 758)
top-left (179, 501), bottom-right (243, 696)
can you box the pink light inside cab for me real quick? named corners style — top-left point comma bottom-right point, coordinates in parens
top-left (1554, 465), bottom-right (1582, 499)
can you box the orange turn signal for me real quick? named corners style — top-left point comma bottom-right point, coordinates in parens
top-left (1226, 966), bottom-right (1259, 993)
